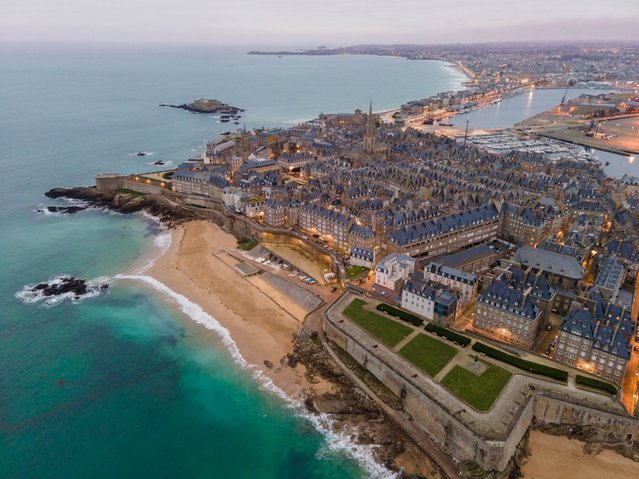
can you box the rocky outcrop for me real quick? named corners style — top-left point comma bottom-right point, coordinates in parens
top-left (39, 205), bottom-right (87, 214)
top-left (291, 331), bottom-right (442, 478)
top-left (45, 187), bottom-right (198, 226)
top-left (159, 98), bottom-right (243, 115)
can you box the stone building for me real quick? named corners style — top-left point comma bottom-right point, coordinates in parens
top-left (299, 203), bottom-right (352, 251)
top-left (401, 277), bottom-right (459, 327)
top-left (385, 204), bottom-right (500, 258)
top-left (554, 294), bottom-right (633, 384)
top-left (474, 280), bottom-right (542, 347)
top-left (423, 262), bottom-right (478, 309)
top-left (374, 253), bottom-right (416, 292)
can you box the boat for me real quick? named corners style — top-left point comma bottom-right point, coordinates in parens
top-left (233, 121), bottom-right (240, 125)
top-left (153, 160), bottom-right (166, 166)
top-left (220, 118), bottom-right (230, 123)
top-left (605, 161), bottom-right (610, 166)
top-left (136, 152), bottom-right (147, 157)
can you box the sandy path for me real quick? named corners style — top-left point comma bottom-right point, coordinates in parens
top-left (146, 220), bottom-right (332, 398)
top-left (522, 430), bottom-right (639, 479)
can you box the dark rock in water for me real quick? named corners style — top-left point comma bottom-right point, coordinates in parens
top-left (35, 276), bottom-right (88, 297)
top-left (46, 205), bottom-right (87, 214)
top-left (159, 98), bottom-right (242, 115)
top-left (100, 283), bottom-right (109, 290)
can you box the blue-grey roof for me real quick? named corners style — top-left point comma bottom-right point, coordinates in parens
top-left (478, 280), bottom-right (540, 320)
top-left (387, 204), bottom-right (499, 247)
top-left (514, 246), bottom-right (584, 280)
top-left (403, 278), bottom-right (458, 308)
top-left (425, 262), bottom-right (477, 285)
top-left (350, 247), bottom-right (374, 262)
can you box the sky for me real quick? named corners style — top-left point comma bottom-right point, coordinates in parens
top-left (1, 0), bottom-right (638, 46)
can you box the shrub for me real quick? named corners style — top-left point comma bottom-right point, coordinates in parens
top-left (576, 375), bottom-right (617, 395)
top-left (425, 323), bottom-right (471, 347)
top-left (472, 342), bottom-right (568, 382)
top-left (376, 303), bottom-right (423, 326)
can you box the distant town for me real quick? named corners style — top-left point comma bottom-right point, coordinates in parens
top-left (86, 42), bottom-right (639, 476)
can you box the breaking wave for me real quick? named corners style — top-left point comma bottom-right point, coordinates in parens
top-left (115, 274), bottom-right (396, 478)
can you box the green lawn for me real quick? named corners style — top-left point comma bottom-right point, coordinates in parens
top-left (399, 334), bottom-right (458, 377)
top-left (441, 363), bottom-right (512, 412)
top-left (346, 265), bottom-right (370, 279)
top-left (343, 299), bottom-right (412, 347)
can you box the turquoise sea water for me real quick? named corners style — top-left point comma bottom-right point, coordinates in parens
top-left (0, 45), bottom-right (465, 479)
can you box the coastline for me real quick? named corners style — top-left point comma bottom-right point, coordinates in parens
top-left (125, 220), bottom-right (440, 477)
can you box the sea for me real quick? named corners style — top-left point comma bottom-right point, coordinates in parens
top-left (0, 44), bottom-right (466, 479)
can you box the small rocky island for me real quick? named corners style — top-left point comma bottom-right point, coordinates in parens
top-left (159, 98), bottom-right (243, 115)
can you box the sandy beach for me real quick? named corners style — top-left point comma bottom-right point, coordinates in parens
top-left (522, 430), bottom-right (639, 479)
top-left (146, 220), bottom-right (331, 398)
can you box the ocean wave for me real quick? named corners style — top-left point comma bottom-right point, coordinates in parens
top-left (15, 275), bottom-right (111, 307)
top-left (115, 274), bottom-right (396, 478)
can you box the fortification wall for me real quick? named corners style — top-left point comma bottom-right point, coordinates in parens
top-left (324, 315), bottom-right (638, 472)
top-left (95, 174), bottom-right (125, 191)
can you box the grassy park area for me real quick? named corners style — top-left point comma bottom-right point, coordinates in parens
top-left (343, 299), bottom-right (412, 347)
top-left (346, 265), bottom-right (370, 279)
top-left (399, 334), bottom-right (458, 377)
top-left (441, 363), bottom-right (512, 411)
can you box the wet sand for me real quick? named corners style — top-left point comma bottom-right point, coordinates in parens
top-left (522, 430), bottom-right (639, 479)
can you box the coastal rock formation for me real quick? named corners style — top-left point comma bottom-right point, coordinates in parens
top-left (159, 98), bottom-right (243, 115)
top-left (39, 205), bottom-right (87, 214)
top-left (33, 276), bottom-right (91, 297)
top-left (292, 332), bottom-right (442, 479)
top-left (45, 187), bottom-right (198, 226)
top-left (16, 275), bottom-right (110, 306)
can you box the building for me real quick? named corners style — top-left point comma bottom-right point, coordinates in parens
top-left (432, 243), bottom-right (500, 275)
top-left (363, 100), bottom-right (376, 153)
top-left (592, 255), bottom-right (626, 304)
top-left (386, 204), bottom-right (500, 258)
top-left (401, 277), bottom-right (459, 327)
top-left (500, 202), bottom-right (570, 247)
top-left (510, 246), bottom-right (584, 313)
top-left (350, 247), bottom-right (375, 269)
top-left (423, 262), bottom-right (478, 309)
top-left (474, 280), bottom-right (542, 348)
top-left (374, 253), bottom-right (416, 292)
top-left (553, 294), bottom-right (633, 384)
top-left (299, 203), bottom-right (352, 251)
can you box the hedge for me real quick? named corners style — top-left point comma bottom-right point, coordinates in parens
top-left (425, 323), bottom-right (471, 347)
top-left (376, 303), bottom-right (423, 326)
top-left (472, 342), bottom-right (568, 382)
top-left (576, 375), bottom-right (617, 395)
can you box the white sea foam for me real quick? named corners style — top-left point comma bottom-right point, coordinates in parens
top-left (114, 273), bottom-right (396, 478)
top-left (15, 275), bottom-right (111, 307)
top-left (283, 118), bottom-right (312, 125)
top-left (61, 197), bottom-right (92, 208)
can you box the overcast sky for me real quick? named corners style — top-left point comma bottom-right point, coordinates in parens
top-left (1, 0), bottom-right (638, 46)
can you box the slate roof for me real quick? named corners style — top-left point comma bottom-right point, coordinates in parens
top-left (403, 278), bottom-right (458, 308)
top-left (425, 262), bottom-right (477, 285)
top-left (514, 246), bottom-right (584, 280)
top-left (387, 203), bottom-right (499, 246)
top-left (478, 280), bottom-right (540, 320)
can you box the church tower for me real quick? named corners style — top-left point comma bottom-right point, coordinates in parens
top-left (363, 100), bottom-right (376, 154)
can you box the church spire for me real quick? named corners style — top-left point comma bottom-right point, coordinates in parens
top-left (364, 99), bottom-right (375, 153)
